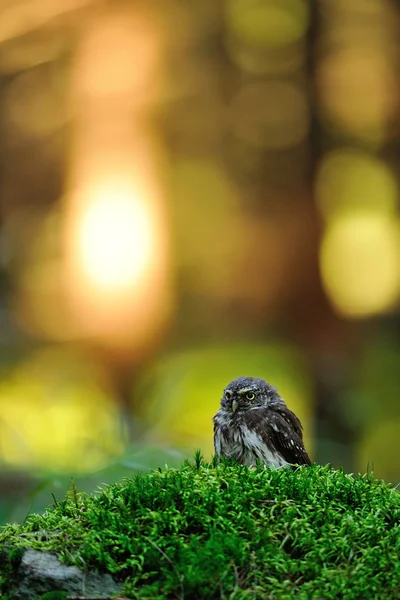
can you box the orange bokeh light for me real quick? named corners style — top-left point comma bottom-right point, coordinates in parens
top-left (74, 177), bottom-right (156, 294)
top-left (62, 6), bottom-right (171, 353)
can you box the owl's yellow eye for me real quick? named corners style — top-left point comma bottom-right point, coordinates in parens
top-left (245, 392), bottom-right (255, 401)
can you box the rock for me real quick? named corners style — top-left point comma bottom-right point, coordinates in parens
top-left (9, 548), bottom-right (122, 599)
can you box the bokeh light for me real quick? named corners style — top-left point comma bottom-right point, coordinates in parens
top-left (0, 349), bottom-right (123, 471)
top-left (63, 6), bottom-right (171, 351)
top-left (317, 47), bottom-right (396, 144)
top-left (225, 0), bottom-right (309, 48)
top-left (316, 149), bottom-right (398, 220)
top-left (72, 177), bottom-right (156, 294)
top-left (224, 0), bottom-right (309, 75)
top-left (320, 211), bottom-right (400, 318)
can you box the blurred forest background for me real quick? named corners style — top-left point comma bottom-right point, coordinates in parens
top-left (1, 0), bottom-right (400, 524)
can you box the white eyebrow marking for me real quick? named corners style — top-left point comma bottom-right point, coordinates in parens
top-left (237, 387), bottom-right (255, 395)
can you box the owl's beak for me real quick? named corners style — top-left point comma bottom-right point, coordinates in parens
top-left (231, 399), bottom-right (238, 413)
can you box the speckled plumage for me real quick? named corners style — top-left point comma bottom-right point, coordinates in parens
top-left (213, 377), bottom-right (311, 468)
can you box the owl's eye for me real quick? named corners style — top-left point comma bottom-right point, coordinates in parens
top-left (245, 392), bottom-right (255, 401)
top-left (225, 390), bottom-right (232, 400)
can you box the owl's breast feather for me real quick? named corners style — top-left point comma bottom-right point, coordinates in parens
top-left (213, 408), bottom-right (289, 468)
top-left (213, 409), bottom-right (240, 456)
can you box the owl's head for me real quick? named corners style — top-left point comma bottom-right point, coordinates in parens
top-left (220, 376), bottom-right (283, 413)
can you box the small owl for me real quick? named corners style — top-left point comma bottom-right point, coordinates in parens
top-left (213, 376), bottom-right (311, 468)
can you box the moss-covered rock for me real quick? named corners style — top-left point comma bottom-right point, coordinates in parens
top-left (1, 455), bottom-right (400, 599)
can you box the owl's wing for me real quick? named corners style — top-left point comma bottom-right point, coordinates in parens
top-left (247, 406), bottom-right (312, 466)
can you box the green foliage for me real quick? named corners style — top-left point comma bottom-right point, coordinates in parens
top-left (1, 457), bottom-right (400, 599)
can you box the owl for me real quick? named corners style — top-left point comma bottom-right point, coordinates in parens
top-left (213, 376), bottom-right (311, 468)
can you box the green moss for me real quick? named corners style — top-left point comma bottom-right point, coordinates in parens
top-left (1, 455), bottom-right (400, 599)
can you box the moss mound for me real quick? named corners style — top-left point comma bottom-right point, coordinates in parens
top-left (1, 455), bottom-right (400, 599)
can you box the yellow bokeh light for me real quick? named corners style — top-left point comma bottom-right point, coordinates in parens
top-left (226, 0), bottom-right (309, 48)
top-left (316, 149), bottom-right (398, 220)
top-left (75, 178), bottom-right (155, 293)
top-left (0, 349), bottom-right (124, 471)
top-left (320, 211), bottom-right (400, 318)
